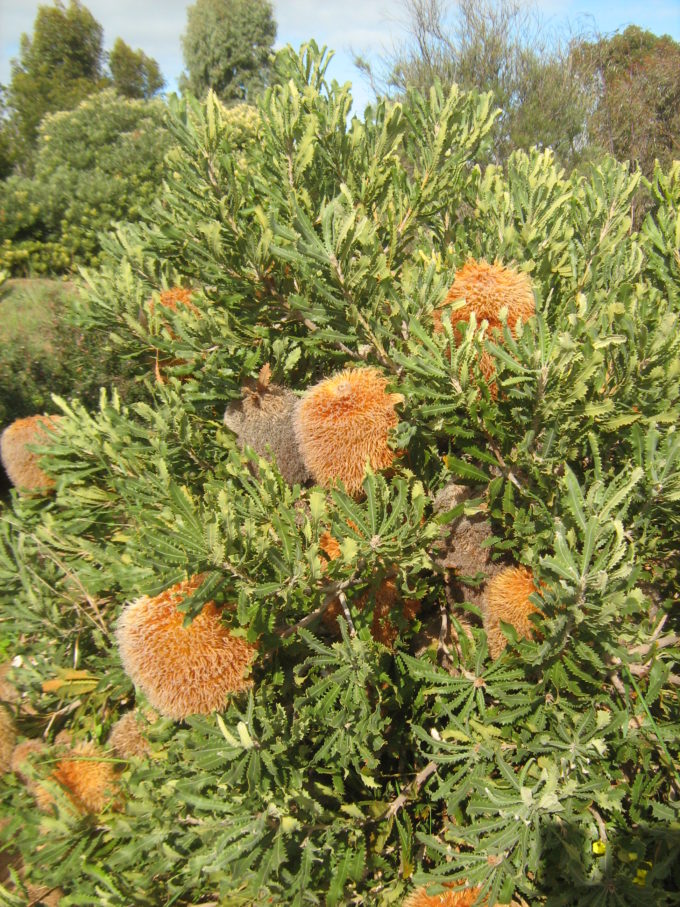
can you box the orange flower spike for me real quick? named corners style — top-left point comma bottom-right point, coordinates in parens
top-left (0, 415), bottom-right (62, 493)
top-left (295, 368), bottom-right (404, 497)
top-left (436, 259), bottom-right (535, 336)
top-left (116, 576), bottom-right (256, 720)
top-left (319, 531), bottom-right (342, 563)
top-left (149, 287), bottom-right (199, 317)
top-left (482, 565), bottom-right (540, 659)
top-left (403, 883), bottom-right (486, 907)
top-left (51, 741), bottom-right (119, 814)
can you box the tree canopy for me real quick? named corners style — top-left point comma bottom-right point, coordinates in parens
top-left (6, 0), bottom-right (107, 162)
top-left (356, 0), bottom-right (593, 168)
top-left (180, 0), bottom-right (277, 103)
top-left (109, 38), bottom-right (165, 100)
top-left (2, 1), bottom-right (165, 173)
top-left (574, 26), bottom-right (680, 176)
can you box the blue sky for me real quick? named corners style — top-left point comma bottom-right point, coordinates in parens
top-left (1, 0), bottom-right (679, 113)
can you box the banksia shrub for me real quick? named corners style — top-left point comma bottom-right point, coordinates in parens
top-left (116, 576), bottom-right (256, 719)
top-left (482, 565), bottom-right (540, 659)
top-left (2, 44), bottom-right (680, 907)
top-left (224, 364), bottom-right (310, 484)
top-left (295, 367), bottom-right (403, 496)
top-left (0, 414), bottom-right (61, 492)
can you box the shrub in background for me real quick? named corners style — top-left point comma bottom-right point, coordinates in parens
top-left (0, 90), bottom-right (171, 274)
top-left (0, 280), bottom-right (143, 438)
top-left (0, 43), bottom-right (678, 906)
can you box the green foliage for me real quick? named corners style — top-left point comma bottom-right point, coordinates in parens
top-left (574, 26), bottom-right (680, 177)
top-left (0, 91), bottom-right (171, 274)
top-left (109, 37), bottom-right (165, 100)
top-left (0, 279), bottom-right (143, 432)
top-left (1, 44), bottom-right (679, 906)
top-left (5, 0), bottom-right (108, 165)
top-left (180, 0), bottom-right (277, 103)
top-left (357, 0), bottom-right (595, 169)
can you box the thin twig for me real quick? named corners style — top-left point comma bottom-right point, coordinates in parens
top-left (589, 805), bottom-right (607, 842)
top-left (277, 565), bottom-right (367, 639)
top-left (338, 591), bottom-right (356, 637)
top-left (384, 761), bottom-right (437, 820)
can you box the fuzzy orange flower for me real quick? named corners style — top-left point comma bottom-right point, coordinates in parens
top-left (482, 565), bottom-right (539, 659)
top-left (148, 287), bottom-right (199, 318)
top-left (116, 576), bottom-right (256, 719)
top-left (435, 259), bottom-right (534, 337)
top-left (403, 882), bottom-right (484, 907)
top-left (295, 368), bottom-right (403, 497)
top-left (0, 415), bottom-right (62, 493)
top-left (148, 287), bottom-right (200, 383)
top-left (433, 260), bottom-right (534, 395)
top-left (50, 741), bottom-right (119, 814)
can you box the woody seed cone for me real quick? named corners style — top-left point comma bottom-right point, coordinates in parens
top-left (224, 365), bottom-right (310, 485)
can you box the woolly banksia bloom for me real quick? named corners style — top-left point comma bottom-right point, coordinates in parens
top-left (295, 367), bottom-right (403, 497)
top-left (49, 741), bottom-right (119, 814)
top-left (10, 738), bottom-right (53, 810)
top-left (148, 287), bottom-right (200, 383)
top-left (224, 364), bottom-right (310, 485)
top-left (0, 415), bottom-right (62, 493)
top-left (482, 565), bottom-right (539, 659)
top-left (435, 259), bottom-right (535, 336)
top-left (403, 883), bottom-right (484, 907)
top-left (116, 575), bottom-right (256, 720)
top-left (148, 286), bottom-right (199, 318)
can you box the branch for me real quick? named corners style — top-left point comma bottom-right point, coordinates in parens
top-left (277, 561), bottom-right (368, 639)
top-left (384, 760), bottom-right (437, 820)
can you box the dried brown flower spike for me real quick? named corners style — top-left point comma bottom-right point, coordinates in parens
top-left (224, 364), bottom-right (311, 485)
top-left (482, 565), bottom-right (540, 659)
top-left (116, 575), bottom-right (257, 719)
top-left (295, 367), bottom-right (403, 497)
top-left (0, 707), bottom-right (16, 774)
top-left (108, 710), bottom-right (152, 759)
top-left (0, 415), bottom-right (62, 493)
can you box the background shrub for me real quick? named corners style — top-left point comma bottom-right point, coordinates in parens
top-left (0, 91), bottom-right (171, 274)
